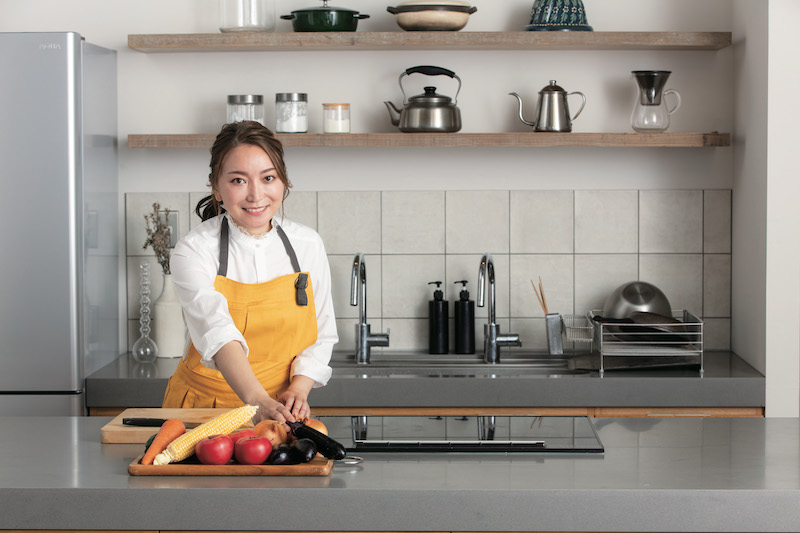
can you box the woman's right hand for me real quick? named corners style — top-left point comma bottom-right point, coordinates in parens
top-left (253, 396), bottom-right (297, 426)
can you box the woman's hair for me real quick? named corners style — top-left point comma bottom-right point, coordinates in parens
top-left (195, 121), bottom-right (292, 221)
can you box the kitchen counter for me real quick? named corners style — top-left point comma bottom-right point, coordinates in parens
top-left (1, 415), bottom-right (798, 532)
top-left (86, 350), bottom-right (764, 411)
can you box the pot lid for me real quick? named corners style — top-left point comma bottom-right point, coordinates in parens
top-left (409, 86), bottom-right (452, 104)
top-left (398, 0), bottom-right (472, 6)
top-left (292, 0), bottom-right (359, 14)
top-left (540, 80), bottom-right (566, 93)
top-left (390, 0), bottom-right (476, 13)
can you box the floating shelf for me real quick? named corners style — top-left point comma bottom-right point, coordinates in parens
top-left (128, 31), bottom-right (732, 53)
top-left (128, 132), bottom-right (731, 149)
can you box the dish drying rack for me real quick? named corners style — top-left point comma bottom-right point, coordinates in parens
top-left (562, 310), bottom-right (703, 376)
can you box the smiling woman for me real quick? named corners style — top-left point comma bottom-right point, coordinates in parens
top-left (161, 121), bottom-right (339, 428)
top-left (214, 144), bottom-right (285, 235)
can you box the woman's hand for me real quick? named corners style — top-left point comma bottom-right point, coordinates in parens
top-left (252, 396), bottom-right (296, 425)
top-left (278, 375), bottom-right (316, 420)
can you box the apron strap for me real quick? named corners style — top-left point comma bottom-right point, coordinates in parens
top-left (276, 225), bottom-right (309, 307)
top-left (217, 217), bottom-right (308, 306)
top-left (218, 217), bottom-right (230, 277)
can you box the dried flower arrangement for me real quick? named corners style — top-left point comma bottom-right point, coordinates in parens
top-left (143, 202), bottom-right (173, 276)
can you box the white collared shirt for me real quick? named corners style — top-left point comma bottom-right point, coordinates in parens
top-left (169, 214), bottom-right (337, 387)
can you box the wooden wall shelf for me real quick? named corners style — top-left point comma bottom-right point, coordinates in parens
top-left (128, 132), bottom-right (731, 149)
top-left (128, 31), bottom-right (732, 53)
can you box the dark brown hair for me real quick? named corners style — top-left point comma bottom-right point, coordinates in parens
top-left (195, 121), bottom-right (292, 221)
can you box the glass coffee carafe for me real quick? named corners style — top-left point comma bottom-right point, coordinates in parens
top-left (631, 70), bottom-right (681, 133)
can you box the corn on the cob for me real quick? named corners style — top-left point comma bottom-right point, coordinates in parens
top-left (153, 405), bottom-right (258, 465)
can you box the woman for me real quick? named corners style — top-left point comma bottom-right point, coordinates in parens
top-left (162, 121), bottom-right (338, 425)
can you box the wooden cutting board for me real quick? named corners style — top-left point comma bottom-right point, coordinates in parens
top-left (128, 453), bottom-right (332, 476)
top-left (101, 408), bottom-right (254, 444)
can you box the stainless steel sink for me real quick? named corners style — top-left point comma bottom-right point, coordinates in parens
top-left (329, 352), bottom-right (592, 378)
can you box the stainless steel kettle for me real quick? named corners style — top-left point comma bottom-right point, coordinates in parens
top-left (510, 80), bottom-right (586, 132)
top-left (385, 65), bottom-right (462, 133)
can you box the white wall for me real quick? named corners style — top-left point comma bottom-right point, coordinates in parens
top-left (6, 0), bottom-right (797, 415)
top-left (765, 0), bottom-right (800, 416)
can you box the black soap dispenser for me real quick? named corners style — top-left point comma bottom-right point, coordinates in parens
top-left (453, 280), bottom-right (475, 354)
top-left (428, 281), bottom-right (449, 354)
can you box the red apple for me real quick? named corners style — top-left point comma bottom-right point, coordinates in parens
top-left (194, 434), bottom-right (234, 465)
top-left (234, 436), bottom-right (273, 465)
top-left (229, 429), bottom-right (258, 444)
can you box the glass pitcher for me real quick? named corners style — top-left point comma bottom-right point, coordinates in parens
top-left (631, 70), bottom-right (681, 133)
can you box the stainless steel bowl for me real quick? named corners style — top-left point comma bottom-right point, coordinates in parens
top-left (601, 281), bottom-right (672, 319)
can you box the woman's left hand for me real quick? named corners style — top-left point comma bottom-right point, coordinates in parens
top-left (278, 375), bottom-right (316, 419)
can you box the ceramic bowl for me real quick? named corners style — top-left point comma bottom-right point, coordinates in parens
top-left (387, 1), bottom-right (477, 31)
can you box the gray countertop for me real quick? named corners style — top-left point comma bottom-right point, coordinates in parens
top-left (1, 415), bottom-right (798, 532)
top-left (86, 350), bottom-right (764, 409)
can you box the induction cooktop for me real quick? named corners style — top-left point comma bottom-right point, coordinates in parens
top-left (317, 415), bottom-right (604, 454)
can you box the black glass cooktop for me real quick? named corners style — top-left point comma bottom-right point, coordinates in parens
top-left (317, 415), bottom-right (604, 454)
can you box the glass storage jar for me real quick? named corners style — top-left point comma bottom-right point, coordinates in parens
top-left (322, 103), bottom-right (351, 133)
top-left (275, 93), bottom-right (308, 133)
top-left (227, 94), bottom-right (265, 125)
top-left (219, 0), bottom-right (276, 32)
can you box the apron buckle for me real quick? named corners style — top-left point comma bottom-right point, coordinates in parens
top-left (295, 273), bottom-right (309, 306)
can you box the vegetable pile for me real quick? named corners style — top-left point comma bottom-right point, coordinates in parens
top-left (140, 407), bottom-right (344, 467)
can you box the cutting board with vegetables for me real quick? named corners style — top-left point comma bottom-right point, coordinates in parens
top-left (101, 408), bottom-right (254, 444)
top-left (128, 454), bottom-right (332, 476)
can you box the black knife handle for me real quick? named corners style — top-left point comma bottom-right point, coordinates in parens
top-left (122, 418), bottom-right (166, 427)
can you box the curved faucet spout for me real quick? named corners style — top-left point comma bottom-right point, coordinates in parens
top-left (477, 253), bottom-right (496, 325)
top-left (351, 253), bottom-right (366, 324)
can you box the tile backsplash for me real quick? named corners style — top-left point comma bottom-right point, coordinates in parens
top-left (125, 189), bottom-right (732, 355)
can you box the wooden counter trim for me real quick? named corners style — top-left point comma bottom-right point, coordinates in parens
top-left (312, 406), bottom-right (765, 417)
top-left (90, 406), bottom-right (764, 418)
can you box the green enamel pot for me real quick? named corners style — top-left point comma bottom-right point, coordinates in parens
top-left (281, 1), bottom-right (369, 32)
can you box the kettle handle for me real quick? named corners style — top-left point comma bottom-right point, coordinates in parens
top-left (567, 91), bottom-right (587, 121)
top-left (405, 65), bottom-right (456, 78)
top-left (399, 65), bottom-right (462, 106)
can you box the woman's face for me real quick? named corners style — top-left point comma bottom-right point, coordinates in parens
top-left (214, 144), bottom-right (285, 235)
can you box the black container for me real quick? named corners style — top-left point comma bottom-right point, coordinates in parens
top-left (428, 281), bottom-right (449, 354)
top-left (453, 280), bottom-right (475, 354)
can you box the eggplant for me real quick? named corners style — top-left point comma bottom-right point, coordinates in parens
top-left (268, 444), bottom-right (298, 465)
top-left (290, 438), bottom-right (317, 463)
top-left (288, 421), bottom-right (348, 460)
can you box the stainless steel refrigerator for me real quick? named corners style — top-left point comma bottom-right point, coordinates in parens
top-left (0, 32), bottom-right (119, 415)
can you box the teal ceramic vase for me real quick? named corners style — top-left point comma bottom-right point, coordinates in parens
top-left (525, 0), bottom-right (593, 31)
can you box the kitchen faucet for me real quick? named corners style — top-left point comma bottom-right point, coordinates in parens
top-left (477, 253), bottom-right (521, 363)
top-left (350, 253), bottom-right (390, 364)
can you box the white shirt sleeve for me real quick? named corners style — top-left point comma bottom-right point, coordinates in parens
top-left (288, 228), bottom-right (337, 388)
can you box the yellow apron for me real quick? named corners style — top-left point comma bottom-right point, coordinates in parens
top-left (162, 218), bottom-right (318, 408)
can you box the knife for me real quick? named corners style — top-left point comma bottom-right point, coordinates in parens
top-left (122, 417), bottom-right (201, 429)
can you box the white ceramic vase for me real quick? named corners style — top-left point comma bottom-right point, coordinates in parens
top-left (153, 274), bottom-right (187, 358)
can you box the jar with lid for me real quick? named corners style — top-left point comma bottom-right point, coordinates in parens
top-left (322, 103), bottom-right (351, 133)
top-left (275, 93), bottom-right (308, 133)
top-left (227, 94), bottom-right (265, 125)
top-left (219, 0), bottom-right (276, 32)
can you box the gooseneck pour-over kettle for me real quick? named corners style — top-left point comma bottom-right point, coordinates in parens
top-left (385, 65), bottom-right (462, 133)
top-left (510, 80), bottom-right (586, 132)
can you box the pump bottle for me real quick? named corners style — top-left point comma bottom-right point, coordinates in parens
top-left (428, 281), bottom-right (449, 354)
top-left (453, 280), bottom-right (475, 354)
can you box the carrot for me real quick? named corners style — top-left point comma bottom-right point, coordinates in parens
top-left (141, 419), bottom-right (186, 465)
